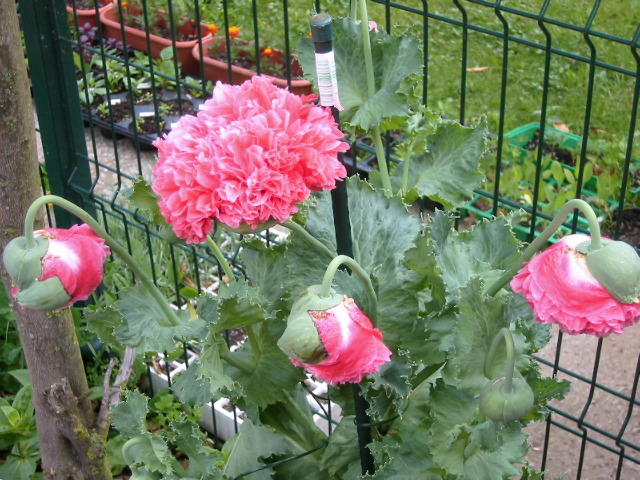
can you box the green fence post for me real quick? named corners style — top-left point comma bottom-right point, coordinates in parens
top-left (20, 0), bottom-right (95, 227)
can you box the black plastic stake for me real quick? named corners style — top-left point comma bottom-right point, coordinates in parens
top-left (310, 13), bottom-right (375, 476)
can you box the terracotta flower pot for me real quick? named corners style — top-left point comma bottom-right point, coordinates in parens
top-left (193, 35), bottom-right (313, 96)
top-left (66, 1), bottom-right (111, 27)
top-left (99, 3), bottom-right (211, 76)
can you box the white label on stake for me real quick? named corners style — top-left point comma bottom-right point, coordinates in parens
top-left (139, 111), bottom-right (155, 118)
top-left (314, 51), bottom-right (343, 110)
top-left (137, 82), bottom-right (151, 90)
top-left (109, 98), bottom-right (122, 106)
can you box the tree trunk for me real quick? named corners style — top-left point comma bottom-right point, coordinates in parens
top-left (0, 1), bottom-right (111, 478)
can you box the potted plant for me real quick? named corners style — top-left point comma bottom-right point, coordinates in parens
top-left (99, 1), bottom-right (213, 76)
top-left (194, 25), bottom-right (313, 96)
top-left (66, 0), bottom-right (112, 27)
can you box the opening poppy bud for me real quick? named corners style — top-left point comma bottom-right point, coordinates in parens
top-left (511, 234), bottom-right (640, 336)
top-left (277, 285), bottom-right (392, 385)
top-left (2, 225), bottom-right (110, 311)
top-left (277, 285), bottom-right (343, 364)
top-left (479, 376), bottom-right (534, 423)
top-left (578, 239), bottom-right (640, 304)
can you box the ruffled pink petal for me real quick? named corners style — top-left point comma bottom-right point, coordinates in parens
top-left (152, 76), bottom-right (348, 243)
top-left (511, 234), bottom-right (640, 337)
top-left (36, 224), bottom-right (110, 307)
top-left (291, 297), bottom-right (392, 384)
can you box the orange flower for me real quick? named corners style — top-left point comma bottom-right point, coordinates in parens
top-left (207, 24), bottom-right (219, 35)
top-left (261, 47), bottom-right (275, 58)
top-left (121, 1), bottom-right (129, 6)
top-left (228, 26), bottom-right (240, 38)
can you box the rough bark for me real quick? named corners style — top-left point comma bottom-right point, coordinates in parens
top-left (0, 1), bottom-right (111, 478)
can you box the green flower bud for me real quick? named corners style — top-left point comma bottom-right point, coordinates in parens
top-left (2, 236), bottom-right (50, 291)
top-left (277, 285), bottom-right (343, 364)
top-left (578, 239), bottom-right (640, 304)
top-left (479, 376), bottom-right (534, 423)
top-left (14, 276), bottom-right (71, 311)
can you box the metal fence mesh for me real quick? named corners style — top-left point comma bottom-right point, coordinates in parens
top-left (21, 0), bottom-right (640, 478)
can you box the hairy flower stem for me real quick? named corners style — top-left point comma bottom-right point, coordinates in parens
top-left (358, 0), bottom-right (393, 194)
top-left (485, 199), bottom-right (603, 297)
top-left (205, 234), bottom-right (236, 283)
top-left (320, 255), bottom-right (378, 326)
top-left (484, 328), bottom-right (515, 393)
top-left (282, 220), bottom-right (335, 260)
top-left (23, 195), bottom-right (181, 327)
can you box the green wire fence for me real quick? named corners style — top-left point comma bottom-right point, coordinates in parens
top-left (19, 0), bottom-right (640, 478)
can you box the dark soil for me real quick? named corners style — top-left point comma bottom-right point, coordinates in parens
top-left (224, 328), bottom-right (247, 348)
top-left (631, 170), bottom-right (640, 191)
top-left (163, 99), bottom-right (195, 116)
top-left (97, 102), bottom-right (131, 123)
top-left (604, 208), bottom-right (640, 249)
top-left (524, 129), bottom-right (575, 167)
top-left (129, 116), bottom-right (167, 136)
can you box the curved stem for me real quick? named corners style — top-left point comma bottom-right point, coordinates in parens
top-left (485, 327), bottom-right (515, 393)
top-left (205, 234), bottom-right (235, 283)
top-left (485, 198), bottom-right (602, 297)
top-left (282, 220), bottom-right (335, 260)
top-left (319, 255), bottom-right (378, 326)
top-left (24, 195), bottom-right (181, 327)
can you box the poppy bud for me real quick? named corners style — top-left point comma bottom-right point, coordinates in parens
top-left (277, 285), bottom-right (391, 385)
top-left (479, 376), bottom-right (535, 423)
top-left (512, 234), bottom-right (640, 336)
top-left (578, 239), bottom-right (640, 304)
top-left (2, 225), bottom-right (110, 311)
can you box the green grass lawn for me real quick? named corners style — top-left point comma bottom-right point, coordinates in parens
top-left (203, 0), bottom-right (637, 152)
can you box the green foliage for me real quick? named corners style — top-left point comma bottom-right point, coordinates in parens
top-left (111, 390), bottom-right (225, 479)
top-left (392, 116), bottom-right (488, 208)
top-left (298, 17), bottom-right (423, 132)
top-left (0, 373), bottom-right (39, 479)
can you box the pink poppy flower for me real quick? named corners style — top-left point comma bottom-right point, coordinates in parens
top-left (152, 76), bottom-right (349, 243)
top-left (511, 234), bottom-right (640, 337)
top-left (279, 293), bottom-right (392, 385)
top-left (5, 224), bottom-right (110, 310)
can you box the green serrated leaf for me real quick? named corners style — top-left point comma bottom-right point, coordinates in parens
top-left (224, 321), bottom-right (302, 408)
top-left (216, 281), bottom-right (272, 332)
top-left (123, 177), bottom-right (167, 225)
top-left (171, 360), bottom-right (214, 407)
top-left (196, 331), bottom-right (238, 397)
top-left (110, 390), bottom-right (149, 437)
top-left (395, 118), bottom-right (487, 208)
top-left (428, 382), bottom-right (527, 479)
top-left (113, 283), bottom-right (207, 352)
top-left (222, 419), bottom-right (290, 480)
top-left (122, 433), bottom-right (174, 474)
top-left (170, 418), bottom-right (225, 478)
top-left (442, 278), bottom-right (521, 390)
top-left (370, 370), bottom-right (442, 478)
top-left (84, 305), bottom-right (123, 346)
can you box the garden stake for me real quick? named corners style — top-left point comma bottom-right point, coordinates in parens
top-left (311, 12), bottom-right (375, 475)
